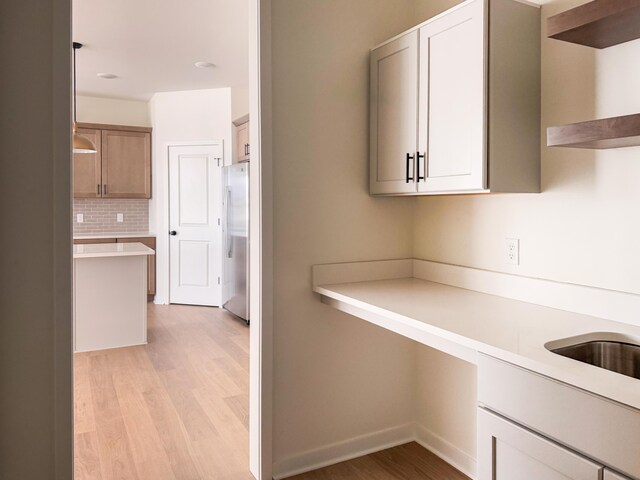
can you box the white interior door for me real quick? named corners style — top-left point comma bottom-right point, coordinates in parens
top-left (418, 0), bottom-right (486, 193)
top-left (169, 144), bottom-right (223, 306)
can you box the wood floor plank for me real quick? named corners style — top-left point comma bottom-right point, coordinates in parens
top-left (224, 393), bottom-right (250, 431)
top-left (95, 418), bottom-right (140, 480)
top-left (74, 431), bottom-right (104, 480)
top-left (75, 378), bottom-right (96, 435)
top-left (75, 305), bottom-right (251, 480)
top-left (287, 442), bottom-right (471, 480)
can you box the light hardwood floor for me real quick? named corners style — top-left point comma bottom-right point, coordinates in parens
top-left (74, 304), bottom-right (252, 480)
top-left (287, 442), bottom-right (470, 480)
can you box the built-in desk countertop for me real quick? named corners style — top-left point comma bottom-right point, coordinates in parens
top-left (312, 259), bottom-right (640, 412)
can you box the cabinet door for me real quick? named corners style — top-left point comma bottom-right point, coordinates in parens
top-left (478, 409), bottom-right (603, 480)
top-left (604, 469), bottom-right (632, 480)
top-left (370, 31), bottom-right (419, 195)
top-left (236, 122), bottom-right (250, 162)
top-left (101, 130), bottom-right (151, 198)
top-left (117, 237), bottom-right (156, 296)
top-left (418, 0), bottom-right (486, 193)
top-left (73, 128), bottom-right (102, 198)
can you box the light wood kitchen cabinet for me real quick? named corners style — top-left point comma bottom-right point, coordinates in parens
top-left (370, 0), bottom-right (540, 196)
top-left (478, 408), bottom-right (603, 480)
top-left (234, 116), bottom-right (250, 163)
top-left (73, 128), bottom-right (102, 198)
top-left (117, 237), bottom-right (156, 296)
top-left (73, 123), bottom-right (152, 199)
top-left (102, 129), bottom-right (151, 198)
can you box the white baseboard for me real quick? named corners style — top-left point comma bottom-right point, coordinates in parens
top-left (272, 423), bottom-right (415, 480)
top-left (415, 423), bottom-right (477, 479)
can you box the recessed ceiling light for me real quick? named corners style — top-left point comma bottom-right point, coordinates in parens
top-left (194, 61), bottom-right (216, 69)
top-left (97, 72), bottom-right (118, 79)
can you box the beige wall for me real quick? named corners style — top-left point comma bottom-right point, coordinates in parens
top-left (269, 0), bottom-right (420, 474)
top-left (76, 95), bottom-right (151, 126)
top-left (0, 0), bottom-right (72, 478)
top-left (411, 0), bottom-right (640, 473)
top-left (232, 86), bottom-right (250, 120)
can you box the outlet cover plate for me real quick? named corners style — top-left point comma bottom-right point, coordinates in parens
top-left (505, 238), bottom-right (520, 265)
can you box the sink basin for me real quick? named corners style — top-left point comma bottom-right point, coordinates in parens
top-left (551, 340), bottom-right (640, 380)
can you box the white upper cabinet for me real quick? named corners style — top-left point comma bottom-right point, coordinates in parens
top-left (370, 0), bottom-right (541, 196)
top-left (369, 31), bottom-right (419, 195)
top-left (418, 0), bottom-right (485, 193)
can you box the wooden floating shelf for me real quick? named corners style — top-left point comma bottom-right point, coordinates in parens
top-left (548, 113), bottom-right (640, 149)
top-left (548, 0), bottom-right (640, 49)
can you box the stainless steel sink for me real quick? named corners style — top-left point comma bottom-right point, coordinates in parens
top-left (551, 340), bottom-right (640, 380)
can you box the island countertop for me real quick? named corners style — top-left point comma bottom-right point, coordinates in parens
top-left (73, 242), bottom-right (155, 258)
top-left (73, 232), bottom-right (156, 240)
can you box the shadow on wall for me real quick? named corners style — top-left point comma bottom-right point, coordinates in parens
top-left (542, 0), bottom-right (597, 193)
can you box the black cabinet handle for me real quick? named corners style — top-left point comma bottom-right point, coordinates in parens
top-left (417, 152), bottom-right (425, 182)
top-left (406, 153), bottom-right (415, 183)
top-left (103, 184), bottom-right (107, 195)
top-left (169, 230), bottom-right (177, 236)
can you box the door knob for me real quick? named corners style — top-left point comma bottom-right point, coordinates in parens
top-left (169, 230), bottom-right (177, 236)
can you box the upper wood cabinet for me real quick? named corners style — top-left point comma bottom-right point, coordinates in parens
top-left (101, 129), bottom-right (151, 198)
top-left (73, 128), bottom-right (102, 198)
top-left (370, 0), bottom-right (541, 196)
top-left (73, 123), bottom-right (152, 199)
top-left (234, 117), bottom-right (250, 163)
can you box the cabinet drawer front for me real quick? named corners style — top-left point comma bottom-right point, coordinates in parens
top-left (479, 355), bottom-right (640, 479)
top-left (605, 469), bottom-right (633, 480)
top-left (370, 31), bottom-right (419, 195)
top-left (478, 408), bottom-right (602, 480)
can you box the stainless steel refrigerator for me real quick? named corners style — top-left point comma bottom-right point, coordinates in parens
top-left (222, 163), bottom-right (249, 323)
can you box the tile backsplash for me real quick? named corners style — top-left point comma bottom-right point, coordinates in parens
top-left (73, 199), bottom-right (149, 234)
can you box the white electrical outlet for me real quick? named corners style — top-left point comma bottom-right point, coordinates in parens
top-left (505, 238), bottom-right (520, 265)
top-left (76, 213), bottom-right (84, 223)
top-left (116, 213), bottom-right (124, 223)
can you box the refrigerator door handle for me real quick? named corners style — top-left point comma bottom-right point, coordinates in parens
top-left (226, 187), bottom-right (233, 259)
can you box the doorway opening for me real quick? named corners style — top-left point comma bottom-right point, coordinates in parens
top-left (70, 0), bottom-right (257, 478)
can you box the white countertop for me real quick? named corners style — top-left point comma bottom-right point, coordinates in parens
top-left (73, 242), bottom-right (155, 258)
top-left (314, 270), bottom-right (640, 411)
top-left (73, 232), bottom-right (156, 240)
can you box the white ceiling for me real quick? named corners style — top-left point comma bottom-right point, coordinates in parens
top-left (73, 0), bottom-right (249, 101)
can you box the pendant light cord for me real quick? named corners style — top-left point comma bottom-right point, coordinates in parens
top-left (73, 43), bottom-right (78, 124)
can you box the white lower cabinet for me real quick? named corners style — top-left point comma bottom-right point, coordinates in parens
top-left (478, 409), bottom-right (602, 480)
top-left (478, 355), bottom-right (640, 480)
top-left (605, 469), bottom-right (633, 480)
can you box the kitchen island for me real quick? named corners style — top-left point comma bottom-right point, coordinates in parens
top-left (73, 242), bottom-right (155, 352)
